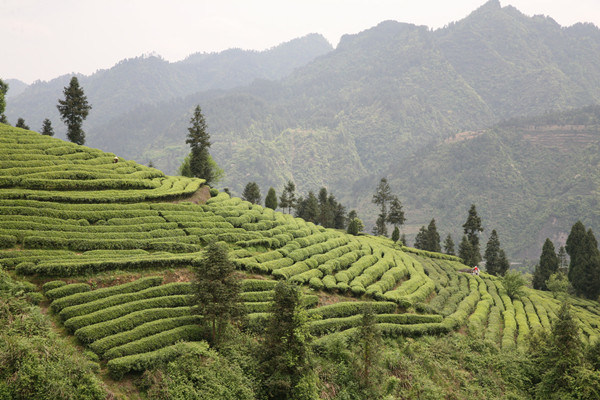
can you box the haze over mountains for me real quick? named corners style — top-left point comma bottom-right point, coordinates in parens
top-left (5, 0), bottom-right (600, 262)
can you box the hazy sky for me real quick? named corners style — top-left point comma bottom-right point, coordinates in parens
top-left (2, 0), bottom-right (599, 84)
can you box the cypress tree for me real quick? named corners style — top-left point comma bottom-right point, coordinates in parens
top-left (295, 191), bottom-right (319, 223)
top-left (425, 218), bottom-right (441, 252)
top-left (387, 196), bottom-right (406, 231)
top-left (265, 187), bottom-right (278, 210)
top-left (533, 239), bottom-right (559, 290)
top-left (57, 76), bottom-right (91, 145)
top-left (279, 180), bottom-right (296, 214)
top-left (484, 230), bottom-right (501, 275)
top-left (185, 105), bottom-right (213, 184)
top-left (391, 226), bottom-right (400, 243)
top-left (15, 118), bottom-right (29, 130)
top-left (372, 178), bottom-right (393, 236)
top-left (462, 204), bottom-right (483, 267)
top-left (414, 226), bottom-right (427, 250)
top-left (567, 221), bottom-right (600, 299)
top-left (444, 234), bottom-right (455, 255)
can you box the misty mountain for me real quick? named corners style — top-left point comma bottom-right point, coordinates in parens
top-left (4, 33), bottom-right (333, 134)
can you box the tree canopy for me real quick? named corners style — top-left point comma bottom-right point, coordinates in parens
top-left (57, 76), bottom-right (92, 145)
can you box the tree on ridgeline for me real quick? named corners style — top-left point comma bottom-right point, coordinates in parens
top-left (347, 217), bottom-right (365, 236)
top-left (279, 180), bottom-right (297, 214)
top-left (413, 225), bottom-right (428, 249)
top-left (185, 105), bottom-right (215, 184)
top-left (191, 241), bottom-right (243, 347)
top-left (387, 196), bottom-right (406, 233)
top-left (425, 218), bottom-right (441, 253)
top-left (318, 187), bottom-right (334, 227)
top-left (57, 76), bottom-right (91, 145)
top-left (444, 234), bottom-right (455, 255)
top-left (484, 230), bottom-right (500, 275)
top-left (0, 78), bottom-right (8, 124)
top-left (533, 238), bottom-right (559, 290)
top-left (372, 178), bottom-right (393, 236)
top-left (295, 191), bottom-right (319, 223)
top-left (461, 204), bottom-right (483, 267)
top-left (15, 118), bottom-right (29, 130)
top-left (242, 182), bottom-right (261, 204)
top-left (400, 233), bottom-right (406, 246)
top-left (258, 281), bottom-right (318, 400)
top-left (391, 226), bottom-right (400, 243)
top-left (566, 221), bottom-right (600, 299)
top-left (265, 187), bottom-right (278, 210)
top-left (40, 118), bottom-right (54, 136)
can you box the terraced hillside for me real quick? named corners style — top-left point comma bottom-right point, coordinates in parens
top-left (2, 124), bottom-right (600, 382)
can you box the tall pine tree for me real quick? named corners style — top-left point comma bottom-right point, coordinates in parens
top-left (444, 234), bottom-right (455, 255)
top-left (566, 221), bottom-right (600, 299)
top-left (185, 105), bottom-right (213, 184)
top-left (242, 181), bottom-right (261, 204)
top-left (425, 218), bottom-right (441, 252)
top-left (462, 204), bottom-right (483, 267)
top-left (372, 178), bottom-right (393, 236)
top-left (533, 238), bottom-right (559, 290)
top-left (57, 76), bottom-right (91, 145)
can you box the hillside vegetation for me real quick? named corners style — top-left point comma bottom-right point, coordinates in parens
top-left (2, 125), bottom-right (600, 398)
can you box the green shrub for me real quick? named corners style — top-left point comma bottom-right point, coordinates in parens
top-left (209, 188), bottom-right (219, 197)
top-left (0, 234), bottom-right (17, 248)
top-left (42, 280), bottom-right (67, 293)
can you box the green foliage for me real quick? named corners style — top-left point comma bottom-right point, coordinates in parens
top-left (242, 181), bottom-right (261, 205)
top-left (265, 187), bottom-right (278, 210)
top-left (15, 117), bottom-right (29, 130)
top-left (259, 281), bottom-right (318, 400)
top-left (546, 272), bottom-right (569, 299)
top-left (567, 221), bottom-right (600, 299)
top-left (462, 204), bottom-right (483, 267)
top-left (0, 79), bottom-right (7, 116)
top-left (533, 238), bottom-right (559, 290)
top-left (444, 234), bottom-right (455, 255)
top-left (502, 271), bottom-right (527, 300)
top-left (484, 229), bottom-right (509, 276)
top-left (40, 118), bottom-right (54, 136)
top-left (279, 180), bottom-right (297, 214)
top-left (45, 282), bottom-right (90, 300)
top-left (57, 76), bottom-right (92, 145)
top-left (191, 241), bottom-right (243, 346)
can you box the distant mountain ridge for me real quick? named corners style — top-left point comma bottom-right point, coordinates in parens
top-left (5, 0), bottom-right (600, 261)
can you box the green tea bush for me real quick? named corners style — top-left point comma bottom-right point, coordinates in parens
top-left (104, 324), bottom-right (204, 360)
top-left (51, 276), bottom-right (163, 312)
top-left (75, 307), bottom-right (192, 344)
top-left (46, 283), bottom-right (91, 300)
top-left (65, 295), bottom-right (190, 333)
top-left (42, 280), bottom-right (67, 293)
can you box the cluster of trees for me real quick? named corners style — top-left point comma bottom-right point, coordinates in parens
top-left (240, 180), bottom-right (353, 230)
top-left (0, 76), bottom-right (88, 142)
top-left (414, 219), bottom-right (441, 252)
top-left (533, 221), bottom-right (600, 300)
top-left (190, 242), bottom-right (319, 399)
top-left (371, 178), bottom-right (405, 240)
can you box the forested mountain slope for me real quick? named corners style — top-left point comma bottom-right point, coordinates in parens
top-left (4, 33), bottom-right (332, 140)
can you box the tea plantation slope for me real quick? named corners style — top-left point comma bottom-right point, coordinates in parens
top-left (2, 124), bottom-right (600, 380)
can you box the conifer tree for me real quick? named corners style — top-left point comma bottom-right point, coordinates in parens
top-left (279, 180), bottom-right (296, 214)
top-left (242, 181), bottom-right (261, 204)
top-left (185, 105), bottom-right (213, 184)
top-left (566, 221), bottom-right (600, 299)
top-left (391, 226), bottom-right (400, 243)
top-left (295, 191), bottom-right (319, 223)
top-left (57, 76), bottom-right (91, 145)
top-left (425, 218), bottom-right (441, 252)
top-left (533, 238), bottom-right (559, 290)
top-left (444, 234), bottom-right (455, 255)
top-left (458, 235), bottom-right (474, 266)
top-left (557, 245), bottom-right (568, 273)
top-left (40, 118), bottom-right (54, 136)
top-left (265, 187), bottom-right (278, 210)
top-left (347, 217), bottom-right (364, 236)
top-left (414, 226), bottom-right (427, 249)
top-left (387, 196), bottom-right (406, 231)
top-left (497, 248), bottom-right (510, 276)
top-left (259, 281), bottom-right (317, 400)
top-left (191, 242), bottom-right (243, 347)
top-left (484, 229), bottom-right (500, 275)
top-left (462, 204), bottom-right (483, 267)
top-left (15, 118), bottom-right (29, 130)
top-left (372, 178), bottom-right (393, 236)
